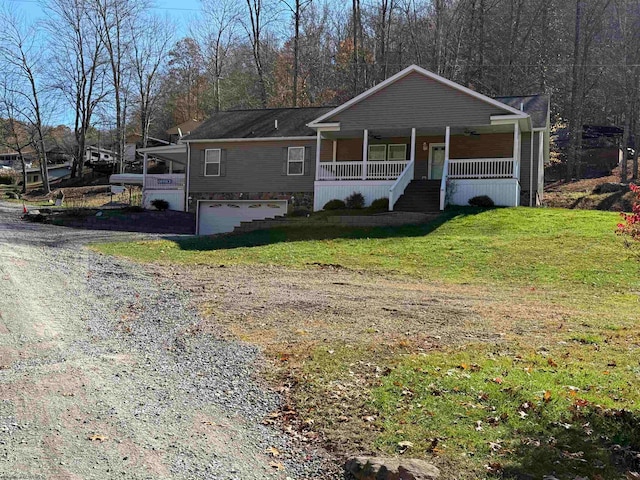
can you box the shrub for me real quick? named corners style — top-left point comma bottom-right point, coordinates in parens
top-left (617, 183), bottom-right (640, 244)
top-left (123, 205), bottom-right (145, 213)
top-left (345, 192), bottom-right (365, 209)
top-left (323, 199), bottom-right (346, 210)
top-left (468, 195), bottom-right (495, 208)
top-left (5, 191), bottom-right (19, 200)
top-left (369, 197), bottom-right (389, 211)
top-left (289, 207), bottom-right (311, 217)
top-left (151, 198), bottom-right (170, 211)
top-left (0, 175), bottom-right (14, 185)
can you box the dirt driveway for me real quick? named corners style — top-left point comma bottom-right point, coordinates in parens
top-left (0, 202), bottom-right (339, 479)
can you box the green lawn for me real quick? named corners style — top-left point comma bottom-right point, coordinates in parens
top-left (93, 207), bottom-right (640, 479)
top-left (94, 207), bottom-right (637, 292)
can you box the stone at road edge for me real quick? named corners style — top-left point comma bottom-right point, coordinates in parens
top-left (345, 456), bottom-right (440, 480)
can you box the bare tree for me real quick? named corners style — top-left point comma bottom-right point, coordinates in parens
top-left (90, 0), bottom-right (146, 173)
top-left (198, 0), bottom-right (239, 112)
top-left (280, 0), bottom-right (313, 106)
top-left (129, 14), bottom-right (172, 148)
top-left (243, 0), bottom-right (273, 107)
top-left (0, 6), bottom-right (52, 193)
top-left (46, 0), bottom-right (108, 179)
top-left (0, 82), bottom-right (34, 194)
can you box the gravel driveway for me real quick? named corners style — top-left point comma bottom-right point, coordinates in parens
top-left (0, 202), bottom-right (340, 479)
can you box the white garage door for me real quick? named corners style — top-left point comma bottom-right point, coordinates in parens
top-left (198, 200), bottom-right (288, 235)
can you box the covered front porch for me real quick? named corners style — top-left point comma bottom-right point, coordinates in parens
top-left (313, 122), bottom-right (523, 211)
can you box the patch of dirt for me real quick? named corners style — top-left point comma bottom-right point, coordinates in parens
top-left (157, 263), bottom-right (590, 471)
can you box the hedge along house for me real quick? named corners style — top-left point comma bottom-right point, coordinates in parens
top-left (307, 65), bottom-right (550, 212)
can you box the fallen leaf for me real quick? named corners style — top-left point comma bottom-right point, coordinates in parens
top-left (547, 358), bottom-right (558, 367)
top-left (269, 461), bottom-right (285, 470)
top-left (492, 377), bottom-right (503, 384)
top-left (88, 434), bottom-right (107, 442)
top-left (265, 446), bottom-right (280, 457)
top-left (518, 411), bottom-right (528, 419)
top-left (398, 441), bottom-right (414, 453)
top-left (543, 390), bottom-right (552, 403)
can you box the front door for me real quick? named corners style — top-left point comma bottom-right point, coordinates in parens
top-left (429, 144), bottom-right (446, 180)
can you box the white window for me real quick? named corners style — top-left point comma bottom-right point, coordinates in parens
top-left (388, 144), bottom-right (407, 161)
top-left (205, 149), bottom-right (221, 176)
top-left (287, 147), bottom-right (305, 175)
top-left (368, 144), bottom-right (387, 161)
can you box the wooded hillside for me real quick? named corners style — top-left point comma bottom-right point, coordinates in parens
top-left (1, 0), bottom-right (639, 183)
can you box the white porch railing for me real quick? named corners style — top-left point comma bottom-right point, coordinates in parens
top-left (448, 158), bottom-right (514, 179)
top-left (145, 173), bottom-right (185, 190)
top-left (389, 159), bottom-right (415, 210)
top-left (318, 160), bottom-right (410, 181)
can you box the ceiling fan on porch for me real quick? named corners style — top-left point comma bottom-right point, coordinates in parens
top-left (463, 129), bottom-right (481, 137)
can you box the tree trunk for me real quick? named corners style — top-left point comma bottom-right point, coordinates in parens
top-left (566, 0), bottom-right (582, 183)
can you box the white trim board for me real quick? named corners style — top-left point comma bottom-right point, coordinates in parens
top-left (308, 64), bottom-right (529, 127)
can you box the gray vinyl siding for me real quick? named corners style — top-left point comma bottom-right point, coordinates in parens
top-left (328, 72), bottom-right (509, 130)
top-left (518, 132), bottom-right (542, 206)
top-left (189, 140), bottom-right (316, 193)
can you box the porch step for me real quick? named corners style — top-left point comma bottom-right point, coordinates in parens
top-left (393, 180), bottom-right (441, 213)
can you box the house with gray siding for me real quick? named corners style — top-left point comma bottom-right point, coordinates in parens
top-left (134, 64), bottom-right (550, 235)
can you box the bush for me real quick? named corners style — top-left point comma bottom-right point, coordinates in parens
top-left (123, 205), bottom-right (145, 213)
top-left (323, 199), bottom-right (346, 210)
top-left (345, 192), bottom-right (365, 209)
top-left (468, 195), bottom-right (495, 208)
top-left (0, 175), bottom-right (14, 185)
top-left (151, 198), bottom-right (170, 211)
top-left (289, 207), bottom-right (311, 217)
top-left (369, 197), bottom-right (389, 211)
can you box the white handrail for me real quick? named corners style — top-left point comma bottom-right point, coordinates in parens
top-left (317, 160), bottom-right (409, 181)
top-left (145, 173), bottom-right (186, 190)
top-left (439, 157), bottom-right (449, 210)
top-left (388, 159), bottom-right (415, 211)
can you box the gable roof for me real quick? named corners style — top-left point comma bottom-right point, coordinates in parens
top-left (185, 107), bottom-right (334, 141)
top-left (308, 65), bottom-right (528, 127)
top-left (494, 95), bottom-right (550, 129)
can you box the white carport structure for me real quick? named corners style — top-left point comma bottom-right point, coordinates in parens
top-left (111, 144), bottom-right (188, 211)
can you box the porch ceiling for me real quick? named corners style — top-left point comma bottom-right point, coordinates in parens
top-left (322, 123), bottom-right (515, 139)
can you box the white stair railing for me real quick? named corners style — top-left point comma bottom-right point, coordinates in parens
top-left (388, 159), bottom-right (415, 211)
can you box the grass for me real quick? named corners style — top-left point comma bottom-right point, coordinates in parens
top-left (93, 206), bottom-right (640, 479)
top-left (94, 207), bottom-right (637, 292)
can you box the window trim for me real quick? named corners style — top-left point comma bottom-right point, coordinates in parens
top-left (204, 148), bottom-right (221, 177)
top-left (387, 144), bottom-right (407, 161)
top-left (368, 144), bottom-right (387, 161)
top-left (287, 146), bottom-right (305, 176)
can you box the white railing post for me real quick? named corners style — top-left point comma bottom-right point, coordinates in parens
top-left (142, 152), bottom-right (148, 190)
top-left (440, 126), bottom-right (450, 210)
top-left (362, 129), bottom-right (368, 180)
top-left (315, 131), bottom-right (322, 181)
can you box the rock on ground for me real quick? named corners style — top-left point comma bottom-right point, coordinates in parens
top-left (345, 456), bottom-right (440, 480)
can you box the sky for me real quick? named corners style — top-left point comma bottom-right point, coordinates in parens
top-left (10, 0), bottom-right (203, 40)
top-left (6, 0), bottom-right (205, 126)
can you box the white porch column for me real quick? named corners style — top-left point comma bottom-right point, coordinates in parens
top-left (410, 128), bottom-right (416, 164)
top-left (513, 121), bottom-right (520, 179)
top-left (444, 126), bottom-right (450, 164)
top-left (142, 152), bottom-right (148, 190)
top-left (513, 121), bottom-right (521, 207)
top-left (315, 130), bottom-right (322, 180)
top-left (332, 140), bottom-right (337, 162)
top-left (362, 129), bottom-right (369, 180)
top-left (169, 161), bottom-right (173, 174)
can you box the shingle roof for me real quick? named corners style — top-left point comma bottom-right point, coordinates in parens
top-left (494, 95), bottom-right (550, 129)
top-left (185, 107), bottom-right (334, 140)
